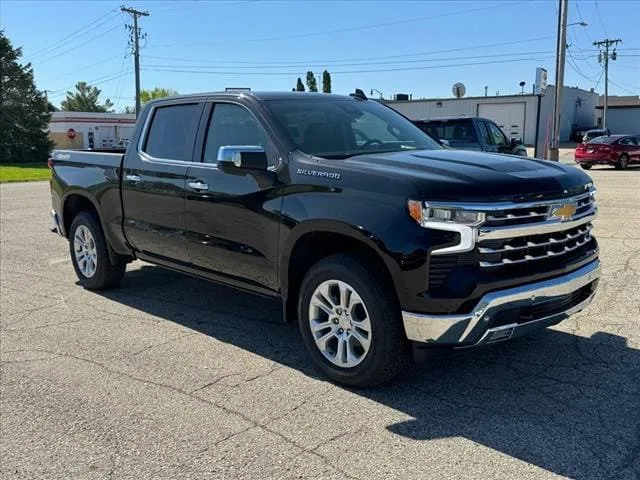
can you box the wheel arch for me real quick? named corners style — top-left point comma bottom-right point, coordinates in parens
top-left (280, 220), bottom-right (400, 323)
top-left (62, 191), bottom-right (131, 265)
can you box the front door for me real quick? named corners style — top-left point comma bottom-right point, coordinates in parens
top-left (121, 102), bottom-right (204, 264)
top-left (184, 101), bottom-right (282, 294)
top-left (482, 120), bottom-right (512, 154)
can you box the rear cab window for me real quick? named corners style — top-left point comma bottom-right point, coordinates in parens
top-left (424, 120), bottom-right (478, 144)
top-left (142, 103), bottom-right (201, 161)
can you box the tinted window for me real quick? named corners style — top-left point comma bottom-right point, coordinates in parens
top-left (203, 103), bottom-right (269, 164)
top-left (143, 104), bottom-right (200, 161)
top-left (619, 137), bottom-right (638, 146)
top-left (478, 121), bottom-right (492, 144)
top-left (589, 136), bottom-right (618, 144)
top-left (265, 98), bottom-right (440, 159)
top-left (424, 120), bottom-right (478, 143)
top-left (486, 121), bottom-right (508, 146)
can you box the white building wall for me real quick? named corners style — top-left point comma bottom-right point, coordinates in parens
top-left (49, 112), bottom-right (136, 148)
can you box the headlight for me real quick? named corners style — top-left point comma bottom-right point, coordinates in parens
top-left (407, 200), bottom-right (486, 255)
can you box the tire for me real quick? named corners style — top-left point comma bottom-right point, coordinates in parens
top-left (616, 154), bottom-right (629, 170)
top-left (69, 211), bottom-right (126, 290)
top-left (297, 253), bottom-right (410, 388)
top-left (580, 164), bottom-right (592, 170)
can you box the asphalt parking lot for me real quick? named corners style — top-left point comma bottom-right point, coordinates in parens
top-left (1, 165), bottom-right (639, 480)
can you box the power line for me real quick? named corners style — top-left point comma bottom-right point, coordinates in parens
top-left (142, 55), bottom-right (555, 77)
top-left (43, 54), bottom-right (124, 82)
top-left (594, 0), bottom-right (609, 36)
top-left (35, 24), bottom-right (124, 67)
top-left (47, 71), bottom-right (132, 97)
top-left (26, 10), bottom-right (119, 61)
top-left (142, 34), bottom-right (560, 68)
top-left (151, 0), bottom-right (527, 48)
top-left (608, 80), bottom-right (637, 95)
top-left (142, 50), bottom-right (557, 70)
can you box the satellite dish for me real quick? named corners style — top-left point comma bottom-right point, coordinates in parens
top-left (452, 82), bottom-right (466, 98)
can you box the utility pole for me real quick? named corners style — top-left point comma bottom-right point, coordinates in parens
top-left (549, 0), bottom-right (568, 161)
top-left (121, 5), bottom-right (149, 117)
top-left (593, 38), bottom-right (622, 130)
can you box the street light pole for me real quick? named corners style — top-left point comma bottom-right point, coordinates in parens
top-left (549, 0), bottom-right (569, 161)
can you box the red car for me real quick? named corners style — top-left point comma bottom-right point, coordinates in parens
top-left (575, 134), bottom-right (640, 170)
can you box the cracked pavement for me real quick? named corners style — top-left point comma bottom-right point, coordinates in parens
top-left (1, 166), bottom-right (639, 479)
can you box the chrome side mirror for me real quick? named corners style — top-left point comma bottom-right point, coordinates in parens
top-left (439, 139), bottom-right (450, 148)
top-left (217, 146), bottom-right (268, 170)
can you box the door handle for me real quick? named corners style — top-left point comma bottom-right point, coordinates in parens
top-left (125, 174), bottom-right (142, 183)
top-left (188, 181), bottom-right (209, 192)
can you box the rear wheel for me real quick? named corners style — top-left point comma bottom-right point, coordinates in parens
top-left (69, 212), bottom-right (126, 290)
top-left (616, 154), bottom-right (629, 170)
top-left (580, 164), bottom-right (592, 170)
top-left (297, 253), bottom-right (409, 388)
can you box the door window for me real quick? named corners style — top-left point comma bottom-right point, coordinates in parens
top-left (424, 120), bottom-right (478, 144)
top-left (486, 121), bottom-right (509, 146)
top-left (143, 104), bottom-right (201, 161)
top-left (203, 103), bottom-right (269, 164)
top-left (478, 122), bottom-right (493, 145)
top-left (619, 137), bottom-right (637, 146)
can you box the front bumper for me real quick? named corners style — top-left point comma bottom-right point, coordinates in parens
top-left (402, 260), bottom-right (600, 347)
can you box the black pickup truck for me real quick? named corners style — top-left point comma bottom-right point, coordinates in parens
top-left (50, 90), bottom-right (600, 387)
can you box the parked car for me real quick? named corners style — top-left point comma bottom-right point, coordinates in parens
top-left (575, 134), bottom-right (640, 169)
top-left (571, 125), bottom-right (597, 143)
top-left (411, 116), bottom-right (528, 156)
top-left (581, 128), bottom-right (611, 144)
top-left (49, 91), bottom-right (600, 387)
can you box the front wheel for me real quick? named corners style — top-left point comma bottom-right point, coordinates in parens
top-left (616, 154), bottom-right (629, 170)
top-left (580, 164), bottom-right (593, 170)
top-left (69, 212), bottom-right (126, 290)
top-left (297, 253), bottom-right (409, 388)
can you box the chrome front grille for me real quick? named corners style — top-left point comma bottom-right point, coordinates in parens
top-left (478, 224), bottom-right (595, 268)
top-left (483, 190), bottom-right (596, 228)
top-left (478, 189), bottom-right (597, 269)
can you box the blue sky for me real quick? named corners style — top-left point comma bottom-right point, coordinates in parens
top-left (2, 0), bottom-right (638, 111)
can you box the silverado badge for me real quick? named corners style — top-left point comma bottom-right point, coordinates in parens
top-left (550, 203), bottom-right (577, 221)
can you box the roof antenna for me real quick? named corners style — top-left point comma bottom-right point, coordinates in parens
top-left (350, 88), bottom-right (368, 100)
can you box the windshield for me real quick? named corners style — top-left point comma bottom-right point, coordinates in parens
top-left (588, 136), bottom-right (618, 144)
top-left (264, 98), bottom-right (441, 158)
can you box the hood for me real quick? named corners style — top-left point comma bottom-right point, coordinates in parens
top-left (342, 149), bottom-right (592, 202)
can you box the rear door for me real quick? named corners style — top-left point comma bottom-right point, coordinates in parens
top-left (121, 101), bottom-right (204, 264)
top-left (183, 101), bottom-right (282, 294)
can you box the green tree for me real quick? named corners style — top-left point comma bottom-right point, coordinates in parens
top-left (61, 81), bottom-right (113, 112)
top-left (305, 71), bottom-right (318, 92)
top-left (0, 31), bottom-right (53, 163)
top-left (322, 70), bottom-right (331, 93)
top-left (140, 87), bottom-right (179, 104)
top-left (122, 106), bottom-right (136, 114)
top-left (295, 77), bottom-right (305, 92)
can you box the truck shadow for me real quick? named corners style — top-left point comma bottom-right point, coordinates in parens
top-left (97, 265), bottom-right (640, 479)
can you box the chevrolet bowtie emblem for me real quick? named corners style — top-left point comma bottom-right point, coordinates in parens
top-left (551, 203), bottom-right (577, 221)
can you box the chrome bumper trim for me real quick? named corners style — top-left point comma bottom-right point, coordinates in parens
top-left (402, 260), bottom-right (600, 346)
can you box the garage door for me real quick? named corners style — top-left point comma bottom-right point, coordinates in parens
top-left (478, 103), bottom-right (525, 141)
